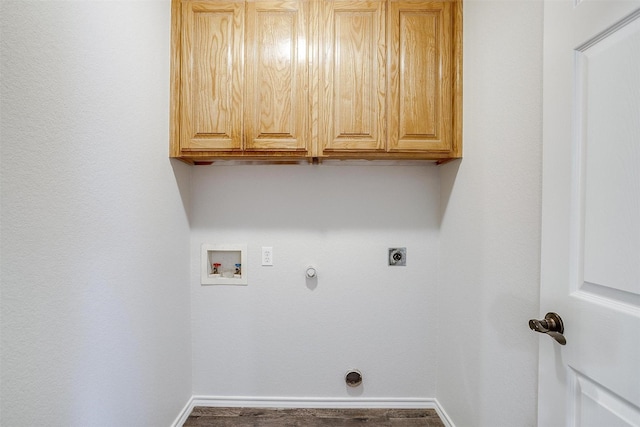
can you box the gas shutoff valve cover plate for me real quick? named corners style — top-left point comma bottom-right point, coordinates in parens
top-left (388, 248), bottom-right (406, 266)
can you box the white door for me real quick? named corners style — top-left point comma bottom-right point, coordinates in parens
top-left (539, 0), bottom-right (640, 425)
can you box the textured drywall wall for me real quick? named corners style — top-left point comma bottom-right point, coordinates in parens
top-left (190, 164), bottom-right (440, 399)
top-left (1, 0), bottom-right (545, 423)
top-left (0, 1), bottom-right (192, 425)
top-left (437, 1), bottom-right (543, 426)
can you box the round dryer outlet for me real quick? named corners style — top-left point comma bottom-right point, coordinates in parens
top-left (388, 248), bottom-right (406, 266)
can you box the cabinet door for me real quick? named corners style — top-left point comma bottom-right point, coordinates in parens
top-left (319, 0), bottom-right (386, 153)
top-left (180, 1), bottom-right (244, 151)
top-left (388, 0), bottom-right (454, 152)
top-left (245, 0), bottom-right (310, 153)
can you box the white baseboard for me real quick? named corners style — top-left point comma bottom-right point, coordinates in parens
top-left (171, 396), bottom-right (196, 427)
top-left (171, 395), bottom-right (455, 427)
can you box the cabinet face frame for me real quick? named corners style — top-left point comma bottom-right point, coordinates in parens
top-left (170, 0), bottom-right (462, 163)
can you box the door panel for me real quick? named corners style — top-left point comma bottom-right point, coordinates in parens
top-left (180, 1), bottom-right (244, 151)
top-left (540, 1), bottom-right (640, 425)
top-left (570, 369), bottom-right (640, 427)
top-left (245, 1), bottom-right (310, 152)
top-left (577, 15), bottom-right (640, 299)
top-left (388, 1), bottom-right (452, 152)
top-left (319, 0), bottom-right (386, 152)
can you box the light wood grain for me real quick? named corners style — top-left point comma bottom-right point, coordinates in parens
top-left (319, 0), bottom-right (386, 153)
top-left (451, 0), bottom-right (463, 159)
top-left (170, 0), bottom-right (462, 163)
top-left (245, 1), bottom-right (310, 152)
top-left (180, 0), bottom-right (244, 151)
top-left (388, 0), bottom-right (452, 152)
top-left (170, 0), bottom-right (182, 158)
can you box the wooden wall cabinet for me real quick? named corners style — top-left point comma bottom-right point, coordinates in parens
top-left (170, 0), bottom-right (462, 164)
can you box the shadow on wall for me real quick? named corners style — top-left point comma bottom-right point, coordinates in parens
top-left (438, 159), bottom-right (462, 227)
top-left (187, 164), bottom-right (443, 231)
top-left (171, 158), bottom-right (193, 226)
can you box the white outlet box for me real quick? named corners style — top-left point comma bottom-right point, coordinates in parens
top-left (262, 246), bottom-right (273, 266)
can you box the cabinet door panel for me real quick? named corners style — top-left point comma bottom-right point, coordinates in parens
top-left (320, 0), bottom-right (386, 152)
top-left (245, 1), bottom-right (310, 152)
top-left (389, 1), bottom-right (452, 152)
top-left (180, 1), bottom-right (244, 151)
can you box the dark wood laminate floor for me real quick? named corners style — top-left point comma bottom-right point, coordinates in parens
top-left (183, 407), bottom-right (445, 426)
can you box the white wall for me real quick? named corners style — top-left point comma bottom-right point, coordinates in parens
top-left (190, 165), bottom-right (441, 399)
top-left (0, 0), bottom-right (544, 424)
top-left (437, 1), bottom-right (543, 426)
top-left (0, 1), bottom-right (192, 426)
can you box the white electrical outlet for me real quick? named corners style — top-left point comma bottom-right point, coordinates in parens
top-left (262, 246), bottom-right (273, 266)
